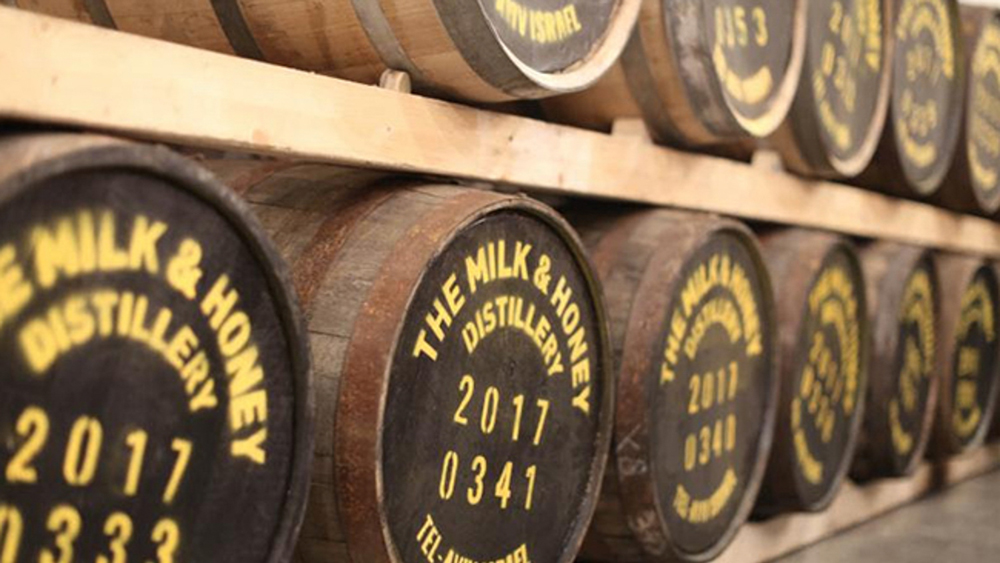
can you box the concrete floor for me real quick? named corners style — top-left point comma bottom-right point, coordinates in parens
top-left (778, 470), bottom-right (1000, 562)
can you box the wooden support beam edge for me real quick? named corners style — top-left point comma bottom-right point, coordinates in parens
top-left (1, 8), bottom-right (999, 255)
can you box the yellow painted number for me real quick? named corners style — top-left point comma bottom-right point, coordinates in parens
top-left (124, 429), bottom-right (148, 496)
top-left (511, 395), bottom-right (525, 441)
top-left (495, 462), bottom-right (513, 510)
top-left (753, 7), bottom-right (768, 46)
top-left (689, 375), bottom-right (701, 414)
top-left (829, 1), bottom-right (843, 34)
top-left (0, 505), bottom-right (22, 563)
top-left (6, 406), bottom-right (49, 484)
top-left (164, 438), bottom-right (192, 504)
top-left (63, 416), bottom-right (103, 486)
top-left (151, 518), bottom-right (181, 563)
top-left (684, 414), bottom-right (738, 472)
top-left (467, 455), bottom-right (486, 505)
top-left (453, 375), bottom-right (474, 426)
top-left (715, 5), bottom-right (768, 47)
top-left (532, 399), bottom-right (549, 446)
top-left (480, 387), bottom-right (499, 435)
top-left (524, 465), bottom-right (537, 511)
top-left (688, 362), bottom-right (739, 416)
top-left (39, 504), bottom-right (81, 563)
top-left (97, 512), bottom-right (133, 563)
top-left (439, 450), bottom-right (459, 500)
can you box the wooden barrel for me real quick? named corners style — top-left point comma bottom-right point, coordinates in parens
top-left (771, 0), bottom-right (894, 179)
top-left (852, 243), bottom-right (939, 479)
top-left (858, 0), bottom-right (965, 199)
top-left (542, 0), bottom-right (806, 148)
top-left (0, 134), bottom-right (312, 562)
top-left (206, 162), bottom-right (614, 563)
top-left (755, 230), bottom-right (868, 513)
top-left (937, 6), bottom-right (1000, 215)
top-left (14, 0), bottom-right (641, 102)
top-left (931, 254), bottom-right (1000, 455)
top-left (568, 208), bottom-right (778, 562)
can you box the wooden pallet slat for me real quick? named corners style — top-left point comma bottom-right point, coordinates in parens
top-left (2, 7), bottom-right (1000, 256)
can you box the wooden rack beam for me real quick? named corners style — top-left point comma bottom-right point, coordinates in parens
top-left (718, 444), bottom-right (1000, 562)
top-left (2, 7), bottom-right (999, 256)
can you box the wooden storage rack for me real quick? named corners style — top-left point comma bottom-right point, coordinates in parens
top-left (2, 7), bottom-right (999, 561)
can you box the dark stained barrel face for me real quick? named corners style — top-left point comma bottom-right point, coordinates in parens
top-left (0, 163), bottom-right (305, 561)
top-left (701, 0), bottom-right (797, 126)
top-left (477, 0), bottom-right (619, 73)
top-left (945, 266), bottom-right (999, 449)
top-left (786, 247), bottom-right (864, 507)
top-left (381, 210), bottom-right (608, 563)
top-left (891, 0), bottom-right (962, 192)
top-left (885, 259), bottom-right (937, 471)
top-left (966, 16), bottom-right (1000, 209)
top-left (651, 232), bottom-right (773, 556)
top-left (805, 0), bottom-right (887, 164)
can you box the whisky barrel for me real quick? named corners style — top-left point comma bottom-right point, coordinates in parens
top-left (568, 208), bottom-right (778, 562)
top-left (859, 0), bottom-right (965, 198)
top-left (206, 162), bottom-right (614, 563)
top-left (0, 134), bottom-right (312, 562)
top-left (755, 230), bottom-right (868, 513)
top-left (937, 6), bottom-right (1000, 215)
top-left (14, 0), bottom-right (641, 102)
top-left (772, 0), bottom-right (894, 178)
top-left (931, 254), bottom-right (1000, 455)
top-left (852, 243), bottom-right (939, 480)
top-left (543, 0), bottom-right (806, 148)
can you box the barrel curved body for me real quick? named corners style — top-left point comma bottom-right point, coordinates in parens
top-left (938, 7), bottom-right (1000, 215)
top-left (860, 0), bottom-right (965, 199)
top-left (210, 163), bottom-right (615, 563)
top-left (571, 208), bottom-right (778, 562)
top-left (756, 230), bottom-right (868, 514)
top-left (932, 254), bottom-right (1000, 455)
top-left (544, 0), bottom-right (806, 148)
top-left (16, 0), bottom-right (641, 102)
top-left (853, 243), bottom-right (939, 479)
top-left (772, 0), bottom-right (894, 178)
top-left (0, 134), bottom-right (313, 563)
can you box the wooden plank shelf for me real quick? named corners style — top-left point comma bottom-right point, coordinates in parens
top-left (1, 6), bottom-right (1000, 257)
top-left (718, 444), bottom-right (1000, 563)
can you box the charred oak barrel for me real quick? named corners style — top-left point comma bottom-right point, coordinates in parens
top-left (931, 254), bottom-right (1000, 455)
top-left (568, 209), bottom-right (778, 562)
top-left (859, 0), bottom-right (964, 199)
top-left (852, 243), bottom-right (939, 479)
top-left (543, 0), bottom-right (806, 148)
top-left (0, 135), bottom-right (312, 562)
top-left (772, 0), bottom-right (893, 178)
top-left (15, 0), bottom-right (640, 102)
top-left (207, 163), bottom-right (614, 563)
top-left (755, 230), bottom-right (868, 513)
top-left (938, 7), bottom-right (1000, 215)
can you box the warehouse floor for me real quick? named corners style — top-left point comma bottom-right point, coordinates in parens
top-left (778, 470), bottom-right (1000, 562)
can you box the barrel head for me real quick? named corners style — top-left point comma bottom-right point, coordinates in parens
top-left (966, 12), bottom-right (1000, 213)
top-left (936, 258), bottom-right (1000, 454)
top-left (868, 250), bottom-right (939, 476)
top-left (477, 0), bottom-right (618, 73)
top-left (778, 0), bottom-right (891, 177)
top-left (889, 0), bottom-right (964, 195)
top-left (378, 207), bottom-right (611, 563)
top-left (785, 245), bottom-right (866, 508)
top-left (649, 229), bottom-right (775, 556)
top-left (0, 135), bottom-right (310, 563)
top-left (758, 232), bottom-right (867, 513)
top-left (700, 0), bottom-right (802, 134)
